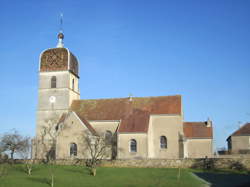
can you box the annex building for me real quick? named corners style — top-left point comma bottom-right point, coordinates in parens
top-left (33, 32), bottom-right (213, 160)
top-left (227, 123), bottom-right (250, 154)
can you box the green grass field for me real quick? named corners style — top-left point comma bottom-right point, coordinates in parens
top-left (0, 164), bottom-right (206, 187)
top-left (0, 164), bottom-right (250, 187)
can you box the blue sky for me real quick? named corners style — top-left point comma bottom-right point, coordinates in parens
top-left (0, 0), bottom-right (249, 149)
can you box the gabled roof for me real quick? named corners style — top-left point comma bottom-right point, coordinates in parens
top-left (228, 123), bottom-right (250, 139)
top-left (70, 95), bottom-right (181, 133)
top-left (74, 112), bottom-right (98, 136)
top-left (183, 122), bottom-right (213, 138)
top-left (57, 112), bottom-right (97, 136)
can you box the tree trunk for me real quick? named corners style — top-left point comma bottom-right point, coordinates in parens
top-left (91, 168), bottom-right (96, 176)
top-left (10, 151), bottom-right (14, 164)
top-left (177, 167), bottom-right (181, 180)
top-left (25, 162), bottom-right (32, 175)
top-left (27, 165), bottom-right (32, 175)
top-left (51, 174), bottom-right (54, 187)
top-left (10, 151), bottom-right (14, 160)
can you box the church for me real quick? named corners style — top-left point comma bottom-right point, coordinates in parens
top-left (33, 31), bottom-right (213, 160)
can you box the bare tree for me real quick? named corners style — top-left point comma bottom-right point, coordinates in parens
top-left (38, 116), bottom-right (59, 187)
top-left (0, 130), bottom-right (29, 180)
top-left (0, 130), bottom-right (30, 162)
top-left (38, 125), bottom-right (56, 187)
top-left (18, 138), bottom-right (34, 175)
top-left (84, 131), bottom-right (110, 176)
top-left (40, 125), bottom-right (57, 163)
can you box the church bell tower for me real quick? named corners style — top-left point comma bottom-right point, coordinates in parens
top-left (34, 31), bottom-right (80, 158)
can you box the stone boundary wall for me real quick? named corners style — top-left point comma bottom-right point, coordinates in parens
top-left (15, 158), bottom-right (250, 170)
top-left (99, 158), bottom-right (250, 169)
top-left (217, 154), bottom-right (250, 159)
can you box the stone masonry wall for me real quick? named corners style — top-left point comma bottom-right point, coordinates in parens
top-left (99, 158), bottom-right (250, 169)
top-left (15, 158), bottom-right (250, 170)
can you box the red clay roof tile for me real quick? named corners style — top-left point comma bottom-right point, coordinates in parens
top-left (230, 123), bottom-right (250, 136)
top-left (118, 109), bottom-right (150, 133)
top-left (70, 95), bottom-right (181, 133)
top-left (183, 122), bottom-right (213, 138)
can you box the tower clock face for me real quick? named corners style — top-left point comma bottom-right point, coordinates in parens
top-left (49, 96), bottom-right (56, 103)
top-left (40, 48), bottom-right (68, 72)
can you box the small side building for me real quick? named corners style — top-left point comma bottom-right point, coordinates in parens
top-left (183, 121), bottom-right (213, 158)
top-left (227, 123), bottom-right (250, 154)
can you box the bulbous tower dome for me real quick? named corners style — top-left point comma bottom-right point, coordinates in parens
top-left (39, 32), bottom-right (79, 77)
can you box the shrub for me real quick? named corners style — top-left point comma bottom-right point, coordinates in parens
top-left (191, 158), bottom-right (215, 170)
top-left (203, 158), bottom-right (215, 170)
top-left (229, 161), bottom-right (247, 171)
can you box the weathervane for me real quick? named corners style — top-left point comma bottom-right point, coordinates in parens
top-left (59, 13), bottom-right (63, 33)
top-left (57, 13), bottom-right (64, 48)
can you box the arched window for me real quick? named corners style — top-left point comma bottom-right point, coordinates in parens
top-left (51, 76), bottom-right (57, 88)
top-left (72, 79), bottom-right (75, 91)
top-left (105, 131), bottom-right (112, 144)
top-left (70, 143), bottom-right (77, 156)
top-left (130, 139), bottom-right (137, 152)
top-left (160, 136), bottom-right (167, 149)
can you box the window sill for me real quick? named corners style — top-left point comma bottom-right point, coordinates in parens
top-left (129, 152), bottom-right (137, 154)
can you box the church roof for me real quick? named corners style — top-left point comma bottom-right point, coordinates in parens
top-left (227, 123), bottom-right (250, 139)
top-left (183, 122), bottom-right (213, 138)
top-left (71, 95), bottom-right (182, 133)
